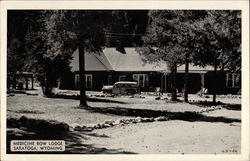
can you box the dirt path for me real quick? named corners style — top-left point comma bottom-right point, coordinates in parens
top-left (83, 121), bottom-right (240, 154)
top-left (83, 109), bottom-right (241, 154)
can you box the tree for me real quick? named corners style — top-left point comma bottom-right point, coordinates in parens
top-left (192, 10), bottom-right (241, 103)
top-left (138, 10), bottom-right (207, 101)
top-left (22, 11), bottom-right (73, 96)
top-left (20, 10), bottom-right (114, 106)
top-left (104, 10), bottom-right (149, 47)
top-left (213, 11), bottom-right (241, 73)
top-left (7, 11), bottom-right (30, 73)
top-left (139, 10), bottom-right (241, 103)
top-left (44, 10), bottom-right (114, 106)
top-left (136, 10), bottom-right (184, 100)
top-left (7, 10), bottom-right (65, 94)
top-left (137, 11), bottom-right (185, 101)
top-left (163, 10), bottom-right (207, 102)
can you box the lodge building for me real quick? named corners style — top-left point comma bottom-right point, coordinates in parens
top-left (60, 47), bottom-right (241, 94)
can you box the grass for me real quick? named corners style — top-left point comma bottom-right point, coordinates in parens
top-left (7, 90), bottom-right (241, 126)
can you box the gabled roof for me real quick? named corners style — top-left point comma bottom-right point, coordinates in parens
top-left (102, 48), bottom-right (168, 72)
top-left (70, 47), bottom-right (214, 73)
top-left (70, 48), bottom-right (113, 71)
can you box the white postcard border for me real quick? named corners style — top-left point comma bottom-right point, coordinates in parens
top-left (1, 1), bottom-right (249, 161)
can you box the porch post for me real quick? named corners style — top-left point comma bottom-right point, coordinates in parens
top-left (200, 73), bottom-right (205, 93)
top-left (165, 74), bottom-right (167, 93)
top-left (25, 78), bottom-right (29, 89)
top-left (31, 75), bottom-right (34, 90)
top-left (161, 74), bottom-right (163, 93)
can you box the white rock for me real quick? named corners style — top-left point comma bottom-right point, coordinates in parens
top-left (95, 124), bottom-right (101, 129)
top-left (103, 123), bottom-right (111, 128)
top-left (135, 117), bottom-right (142, 123)
top-left (113, 119), bottom-right (120, 125)
top-left (154, 116), bottom-right (167, 121)
top-left (141, 117), bottom-right (154, 122)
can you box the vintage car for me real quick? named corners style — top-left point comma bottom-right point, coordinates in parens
top-left (102, 81), bottom-right (139, 95)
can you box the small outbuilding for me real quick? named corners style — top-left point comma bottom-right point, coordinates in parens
top-left (7, 72), bottom-right (34, 90)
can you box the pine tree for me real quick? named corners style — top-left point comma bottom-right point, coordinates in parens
top-left (138, 10), bottom-right (207, 101)
top-left (192, 10), bottom-right (241, 103)
top-left (44, 10), bottom-right (113, 106)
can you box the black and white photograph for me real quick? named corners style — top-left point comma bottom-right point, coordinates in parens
top-left (1, 0), bottom-right (249, 161)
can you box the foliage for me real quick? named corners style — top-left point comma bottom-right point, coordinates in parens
top-left (105, 10), bottom-right (149, 47)
top-left (138, 10), bottom-right (241, 102)
top-left (21, 11), bottom-right (74, 96)
top-left (7, 11), bottom-right (28, 73)
top-left (48, 11), bottom-right (116, 105)
top-left (191, 10), bottom-right (241, 102)
top-left (192, 10), bottom-right (241, 72)
top-left (139, 10), bottom-right (207, 63)
top-left (138, 10), bottom-right (208, 100)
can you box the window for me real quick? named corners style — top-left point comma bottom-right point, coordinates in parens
top-left (108, 75), bottom-right (112, 85)
top-left (75, 74), bottom-right (92, 89)
top-left (75, 74), bottom-right (80, 88)
top-left (119, 75), bottom-right (126, 81)
top-left (226, 73), bottom-right (233, 88)
top-left (234, 74), bottom-right (240, 87)
top-left (226, 73), bottom-right (240, 88)
top-left (133, 74), bottom-right (147, 87)
top-left (85, 74), bottom-right (92, 88)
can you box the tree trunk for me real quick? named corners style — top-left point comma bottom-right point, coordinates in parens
top-left (213, 64), bottom-right (217, 103)
top-left (171, 63), bottom-right (177, 101)
top-left (41, 83), bottom-right (45, 94)
top-left (78, 45), bottom-right (88, 107)
top-left (43, 71), bottom-right (53, 97)
top-left (184, 57), bottom-right (189, 103)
